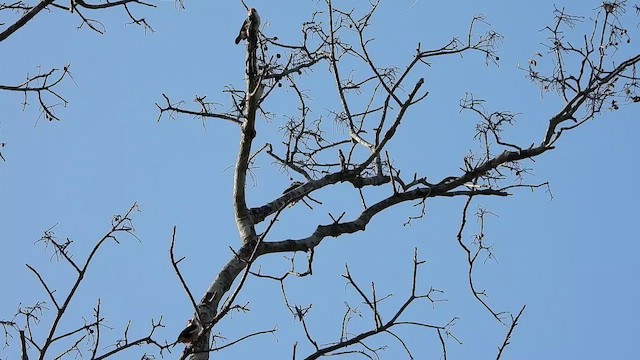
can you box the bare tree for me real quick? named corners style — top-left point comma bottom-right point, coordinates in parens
top-left (162, 1), bottom-right (638, 358)
top-left (2, 1), bottom-right (639, 359)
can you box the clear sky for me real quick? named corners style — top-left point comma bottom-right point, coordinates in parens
top-left (1, 1), bottom-right (639, 359)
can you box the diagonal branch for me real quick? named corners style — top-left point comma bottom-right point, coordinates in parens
top-left (0, 0), bottom-right (55, 42)
top-left (251, 143), bottom-right (550, 228)
top-left (496, 305), bottom-right (526, 360)
top-left (170, 227), bottom-right (200, 320)
top-left (36, 203), bottom-right (139, 360)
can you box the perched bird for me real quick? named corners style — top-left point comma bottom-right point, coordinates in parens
top-left (282, 181), bottom-right (322, 209)
top-left (173, 318), bottom-right (202, 347)
top-left (282, 181), bottom-right (304, 194)
top-left (235, 8), bottom-right (260, 44)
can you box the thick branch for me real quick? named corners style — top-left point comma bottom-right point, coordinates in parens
top-left (74, 0), bottom-right (153, 10)
top-left (233, 10), bottom-right (261, 247)
top-left (0, 0), bottom-right (54, 43)
top-left (251, 145), bottom-right (550, 226)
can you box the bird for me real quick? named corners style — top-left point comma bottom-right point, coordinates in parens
top-left (173, 318), bottom-right (202, 347)
top-left (282, 181), bottom-right (304, 194)
top-left (235, 8), bottom-right (260, 44)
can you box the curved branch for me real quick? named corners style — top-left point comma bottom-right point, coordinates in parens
top-left (233, 9), bottom-right (261, 246)
top-left (74, 0), bottom-right (153, 10)
top-left (170, 227), bottom-right (200, 320)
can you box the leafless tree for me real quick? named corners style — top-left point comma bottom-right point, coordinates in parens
top-left (159, 1), bottom-right (639, 359)
top-left (2, 1), bottom-right (639, 359)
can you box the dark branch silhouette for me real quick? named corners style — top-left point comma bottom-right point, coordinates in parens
top-left (0, 0), bottom-right (155, 126)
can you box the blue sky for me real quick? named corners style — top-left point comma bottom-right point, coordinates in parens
top-left (1, 1), bottom-right (639, 359)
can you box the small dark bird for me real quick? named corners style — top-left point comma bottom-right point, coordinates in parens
top-left (173, 318), bottom-right (202, 347)
top-left (283, 181), bottom-right (304, 194)
top-left (235, 8), bottom-right (260, 44)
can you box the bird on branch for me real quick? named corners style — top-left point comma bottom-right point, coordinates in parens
top-left (235, 8), bottom-right (260, 44)
top-left (282, 181), bottom-right (323, 209)
top-left (172, 318), bottom-right (202, 347)
top-left (282, 181), bottom-right (304, 195)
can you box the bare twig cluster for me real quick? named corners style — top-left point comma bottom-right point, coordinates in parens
top-left (0, 65), bottom-right (72, 122)
top-left (522, 1), bottom-right (640, 145)
top-left (0, 203), bottom-right (168, 359)
top-left (0, 0), bottom-right (155, 125)
top-left (292, 250), bottom-right (454, 360)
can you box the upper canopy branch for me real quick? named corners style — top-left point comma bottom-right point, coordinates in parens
top-left (255, 147), bottom-right (548, 257)
top-left (233, 7), bottom-right (262, 247)
top-left (518, 2), bottom-right (640, 145)
top-left (0, 0), bottom-right (154, 42)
